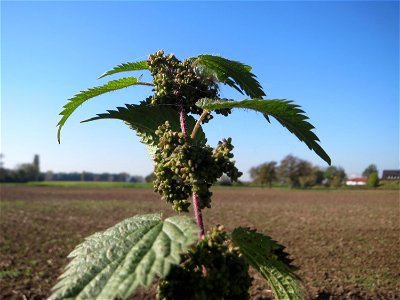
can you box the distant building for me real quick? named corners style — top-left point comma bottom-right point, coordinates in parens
top-left (346, 177), bottom-right (367, 186)
top-left (381, 170), bottom-right (400, 180)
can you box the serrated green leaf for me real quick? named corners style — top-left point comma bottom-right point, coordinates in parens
top-left (82, 104), bottom-right (207, 157)
top-left (232, 227), bottom-right (303, 300)
top-left (57, 77), bottom-right (153, 143)
top-left (49, 214), bottom-right (198, 300)
top-left (98, 60), bottom-right (149, 79)
top-left (192, 55), bottom-right (265, 98)
top-left (196, 98), bottom-right (331, 165)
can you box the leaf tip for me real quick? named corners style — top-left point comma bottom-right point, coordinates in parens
top-left (326, 156), bottom-right (332, 166)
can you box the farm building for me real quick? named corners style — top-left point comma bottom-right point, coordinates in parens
top-left (346, 177), bottom-right (367, 186)
top-left (381, 170), bottom-right (400, 180)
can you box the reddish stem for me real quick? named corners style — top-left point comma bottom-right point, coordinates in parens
top-left (179, 109), bottom-right (188, 137)
top-left (179, 103), bottom-right (205, 239)
top-left (192, 192), bottom-right (205, 239)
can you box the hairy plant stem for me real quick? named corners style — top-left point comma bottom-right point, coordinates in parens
top-left (190, 109), bottom-right (209, 140)
top-left (192, 192), bottom-right (205, 239)
top-left (179, 102), bottom-right (205, 239)
top-left (179, 106), bottom-right (188, 137)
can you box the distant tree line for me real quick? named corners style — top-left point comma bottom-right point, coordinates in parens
top-left (0, 154), bottom-right (144, 183)
top-left (1, 154), bottom-right (381, 188)
top-left (0, 154), bottom-right (43, 183)
top-left (250, 156), bottom-right (383, 188)
top-left (44, 171), bottom-right (143, 183)
top-left (250, 154), bottom-right (347, 188)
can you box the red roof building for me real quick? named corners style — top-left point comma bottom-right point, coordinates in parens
top-left (346, 177), bottom-right (368, 186)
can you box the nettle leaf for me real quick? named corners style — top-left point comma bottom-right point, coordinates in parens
top-left (98, 60), bottom-right (149, 79)
top-left (192, 55), bottom-right (265, 98)
top-left (57, 77), bottom-right (153, 143)
top-left (49, 214), bottom-right (198, 300)
top-left (196, 98), bottom-right (331, 165)
top-left (82, 104), bottom-right (207, 157)
top-left (232, 227), bottom-right (303, 300)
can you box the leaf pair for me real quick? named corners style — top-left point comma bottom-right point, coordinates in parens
top-left (49, 214), bottom-right (303, 300)
top-left (56, 54), bottom-right (263, 144)
top-left (57, 53), bottom-right (330, 165)
top-left (82, 104), bottom-right (207, 157)
top-left (57, 61), bottom-right (152, 143)
top-left (80, 97), bottom-right (331, 165)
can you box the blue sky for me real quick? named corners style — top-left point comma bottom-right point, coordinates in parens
top-left (2, 1), bottom-right (399, 181)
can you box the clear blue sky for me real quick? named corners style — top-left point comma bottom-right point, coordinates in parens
top-left (2, 1), bottom-right (399, 181)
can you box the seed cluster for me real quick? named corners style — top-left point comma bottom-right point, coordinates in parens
top-left (146, 50), bottom-right (231, 121)
top-left (158, 226), bottom-right (252, 300)
top-left (153, 122), bottom-right (242, 212)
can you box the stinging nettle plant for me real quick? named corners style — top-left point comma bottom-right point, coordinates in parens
top-left (51, 50), bottom-right (330, 300)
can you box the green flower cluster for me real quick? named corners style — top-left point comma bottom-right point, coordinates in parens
top-left (146, 50), bottom-right (231, 120)
top-left (153, 122), bottom-right (242, 212)
top-left (158, 226), bottom-right (252, 300)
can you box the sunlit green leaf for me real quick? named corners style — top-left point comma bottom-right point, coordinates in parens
top-left (192, 55), bottom-right (265, 98)
top-left (49, 214), bottom-right (198, 300)
top-left (98, 60), bottom-right (149, 79)
top-left (57, 77), bottom-right (152, 143)
top-left (232, 227), bottom-right (303, 300)
top-left (82, 104), bottom-right (207, 157)
top-left (196, 98), bottom-right (331, 165)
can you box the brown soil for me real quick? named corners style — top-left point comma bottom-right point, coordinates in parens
top-left (0, 186), bottom-right (399, 299)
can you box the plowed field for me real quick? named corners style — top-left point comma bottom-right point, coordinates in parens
top-left (1, 186), bottom-right (399, 299)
